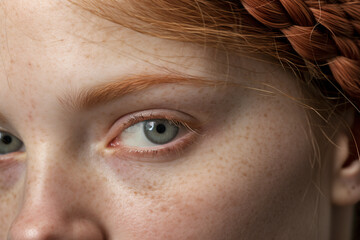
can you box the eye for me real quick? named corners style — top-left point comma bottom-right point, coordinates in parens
top-left (0, 131), bottom-right (24, 155)
top-left (120, 119), bottom-right (182, 147)
top-left (107, 110), bottom-right (201, 159)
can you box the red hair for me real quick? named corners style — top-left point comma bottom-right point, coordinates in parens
top-left (68, 0), bottom-right (360, 107)
top-left (242, 0), bottom-right (360, 98)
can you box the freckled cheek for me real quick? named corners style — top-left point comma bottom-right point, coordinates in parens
top-left (112, 176), bottom-right (246, 240)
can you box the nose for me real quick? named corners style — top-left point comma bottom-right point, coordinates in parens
top-left (7, 153), bottom-right (106, 240)
top-left (9, 212), bottom-right (105, 240)
top-left (8, 185), bottom-right (106, 240)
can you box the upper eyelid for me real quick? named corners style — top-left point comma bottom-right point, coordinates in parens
top-left (112, 109), bottom-right (198, 129)
top-left (128, 116), bottom-right (197, 132)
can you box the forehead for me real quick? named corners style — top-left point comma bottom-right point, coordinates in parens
top-left (0, 0), bottom-right (221, 82)
top-left (0, 1), bottom-right (235, 114)
top-left (0, 0), bottom-right (294, 111)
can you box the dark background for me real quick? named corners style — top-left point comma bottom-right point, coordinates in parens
top-left (354, 202), bottom-right (360, 239)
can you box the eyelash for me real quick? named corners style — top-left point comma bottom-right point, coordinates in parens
top-left (107, 111), bottom-right (201, 161)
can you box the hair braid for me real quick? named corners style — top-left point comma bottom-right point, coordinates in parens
top-left (241, 0), bottom-right (360, 99)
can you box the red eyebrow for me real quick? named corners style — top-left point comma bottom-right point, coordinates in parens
top-left (0, 112), bottom-right (7, 125)
top-left (58, 74), bottom-right (221, 111)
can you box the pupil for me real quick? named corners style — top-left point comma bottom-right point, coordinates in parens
top-left (2, 135), bottom-right (12, 144)
top-left (156, 124), bottom-right (166, 134)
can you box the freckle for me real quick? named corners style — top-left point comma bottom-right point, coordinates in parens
top-left (196, 197), bottom-right (204, 202)
top-left (102, 176), bottom-right (108, 183)
top-left (160, 206), bottom-right (168, 212)
top-left (30, 100), bottom-right (36, 109)
top-left (28, 62), bottom-right (32, 67)
top-left (27, 112), bottom-right (33, 121)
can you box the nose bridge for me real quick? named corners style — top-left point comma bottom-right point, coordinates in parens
top-left (22, 140), bottom-right (72, 204)
top-left (8, 141), bottom-right (106, 240)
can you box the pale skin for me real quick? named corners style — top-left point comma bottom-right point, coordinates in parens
top-left (0, 1), bottom-right (359, 239)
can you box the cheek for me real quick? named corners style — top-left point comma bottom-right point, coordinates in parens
top-left (104, 130), bottom-right (313, 240)
top-left (105, 173), bottom-right (250, 240)
top-left (0, 163), bottom-right (25, 239)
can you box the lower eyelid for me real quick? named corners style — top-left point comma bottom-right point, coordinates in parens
top-left (0, 151), bottom-right (26, 160)
top-left (107, 130), bottom-right (198, 162)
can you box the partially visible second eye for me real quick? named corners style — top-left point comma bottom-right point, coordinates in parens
top-left (0, 131), bottom-right (24, 155)
top-left (120, 119), bottom-right (181, 147)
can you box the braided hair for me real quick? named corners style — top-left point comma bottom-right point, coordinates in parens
top-left (241, 0), bottom-right (360, 101)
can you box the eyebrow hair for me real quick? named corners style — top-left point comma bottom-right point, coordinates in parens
top-left (58, 74), bottom-right (223, 111)
top-left (0, 112), bottom-right (7, 125)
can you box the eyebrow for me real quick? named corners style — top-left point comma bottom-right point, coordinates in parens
top-left (0, 112), bottom-right (7, 125)
top-left (58, 74), bottom-right (223, 111)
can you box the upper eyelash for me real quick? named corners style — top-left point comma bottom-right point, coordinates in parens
top-left (126, 114), bottom-right (200, 135)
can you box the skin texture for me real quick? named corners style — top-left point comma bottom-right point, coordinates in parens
top-left (0, 0), bottom-right (348, 239)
